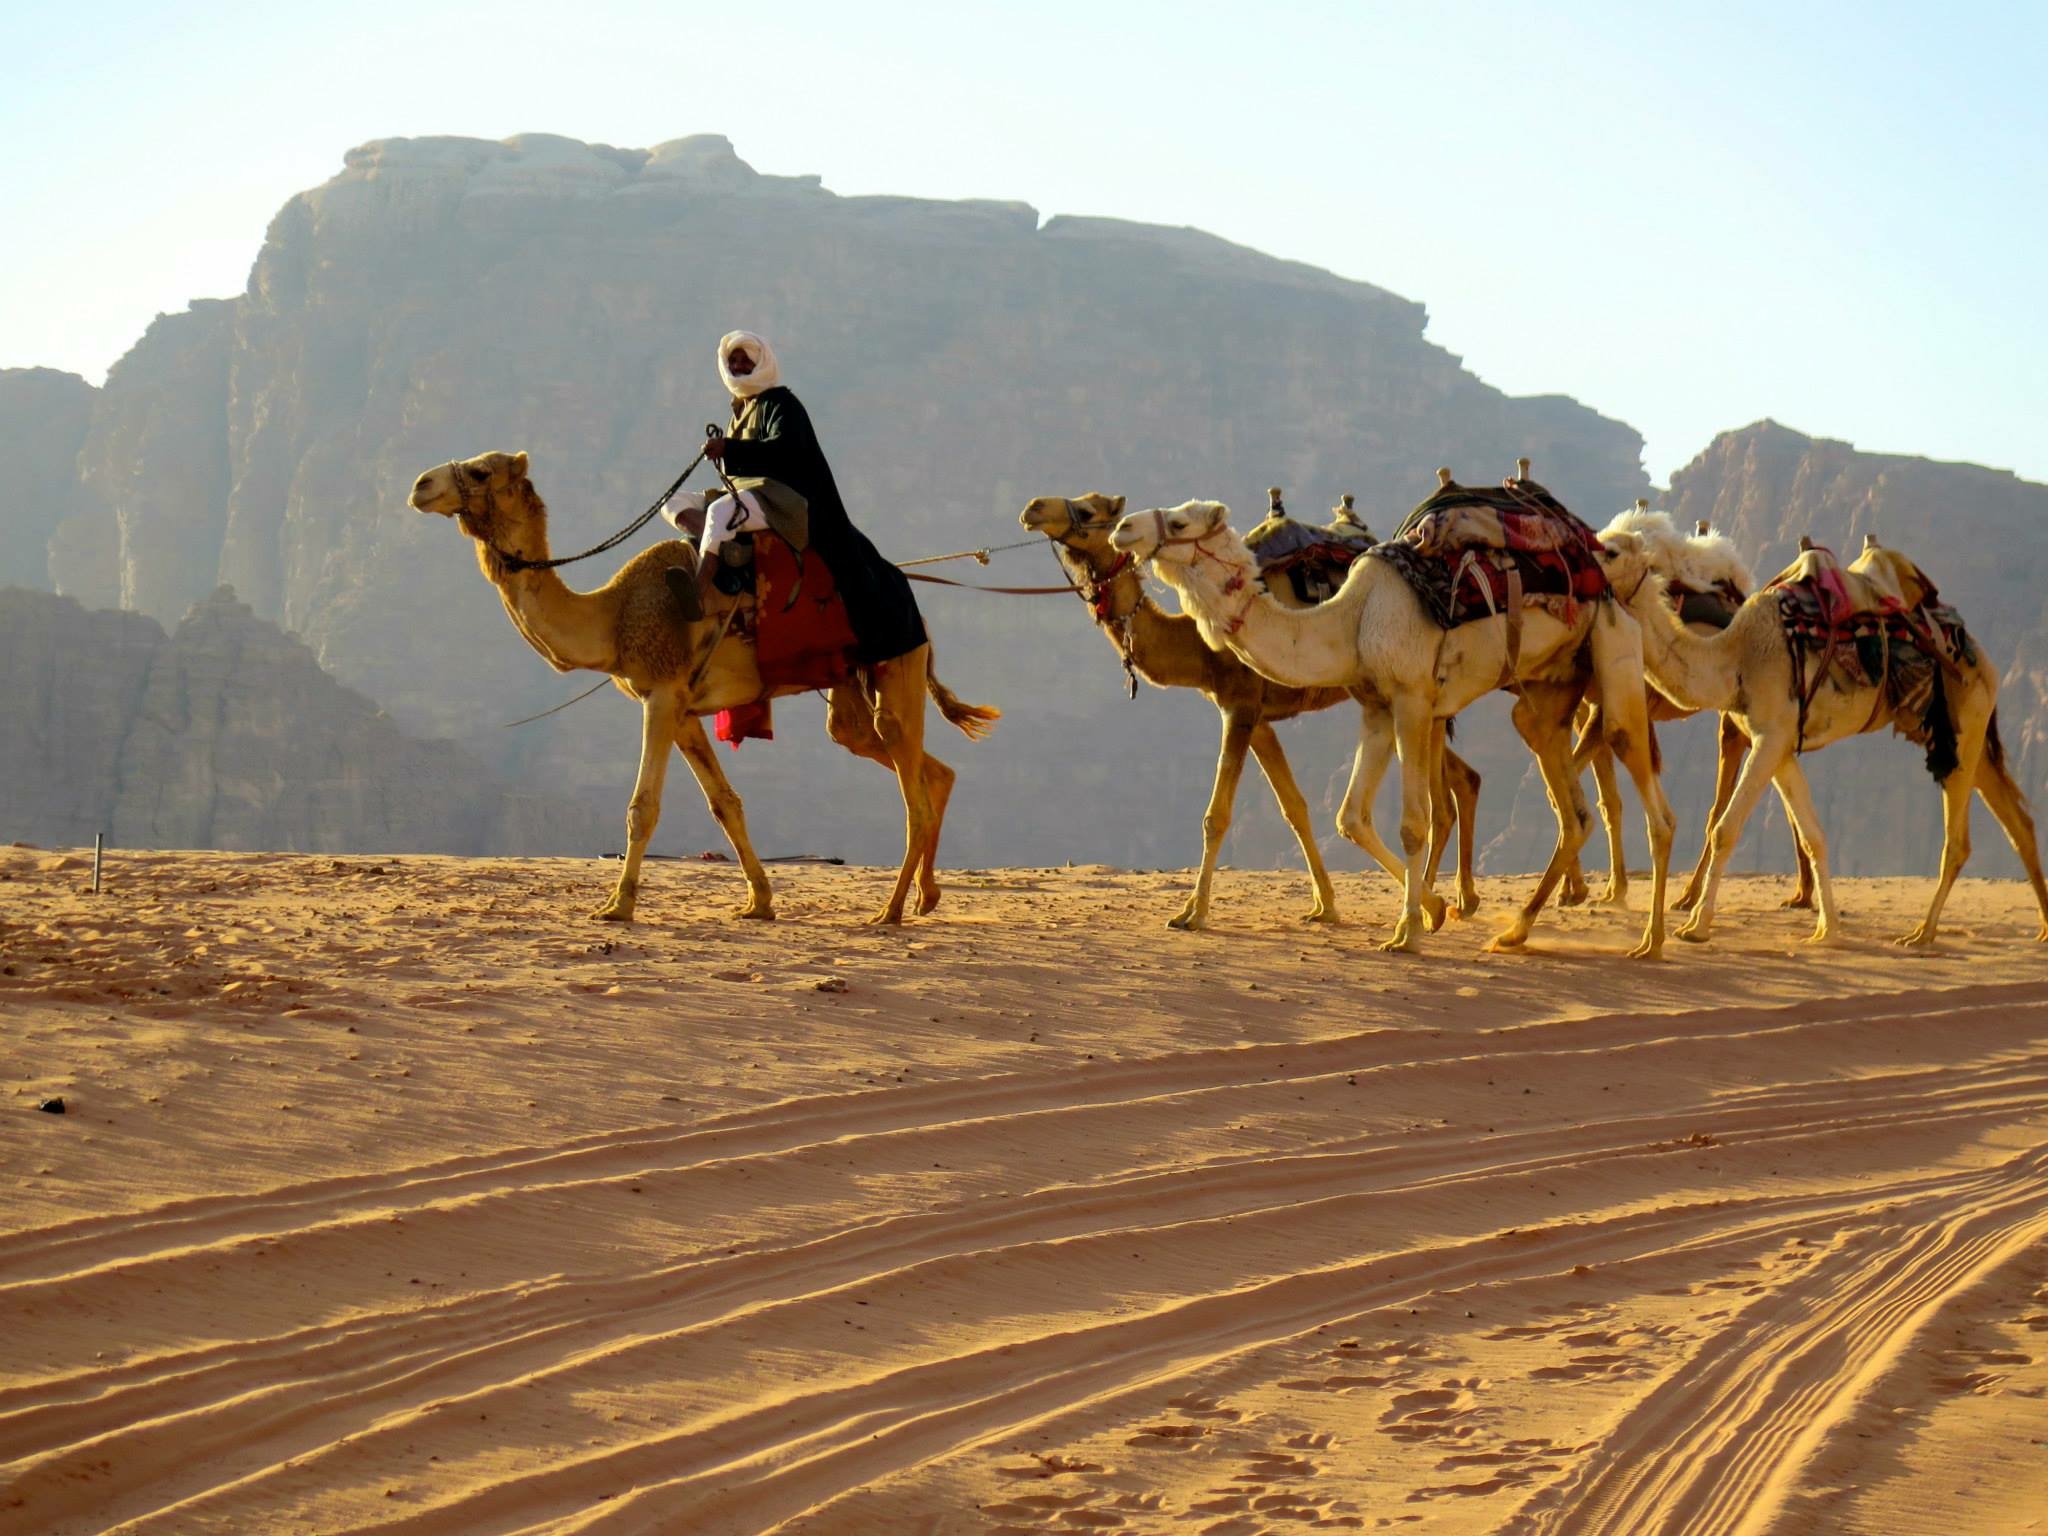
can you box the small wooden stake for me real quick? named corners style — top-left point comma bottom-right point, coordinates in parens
top-left (1635, 498), bottom-right (1650, 512)
top-left (91, 834), bottom-right (103, 895)
top-left (1696, 519), bottom-right (1712, 536)
top-left (1436, 466), bottom-right (1454, 488)
top-left (1516, 456), bottom-right (1531, 481)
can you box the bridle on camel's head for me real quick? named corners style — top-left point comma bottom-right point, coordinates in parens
top-left (1140, 505), bottom-right (1257, 633)
top-left (1043, 499), bottom-right (1142, 699)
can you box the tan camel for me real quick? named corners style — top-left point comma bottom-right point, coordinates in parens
top-left (1596, 529), bottom-right (2048, 945)
top-left (1020, 493), bottom-right (1482, 929)
top-left (1112, 483), bottom-right (1676, 956)
top-left (1563, 506), bottom-right (1814, 913)
top-left (409, 451), bottom-right (997, 925)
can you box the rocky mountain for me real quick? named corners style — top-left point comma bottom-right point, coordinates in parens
top-left (4, 133), bottom-right (1648, 869)
top-left (0, 367), bottom-right (95, 591)
top-left (0, 586), bottom-right (608, 856)
top-left (4, 135), bottom-right (2041, 885)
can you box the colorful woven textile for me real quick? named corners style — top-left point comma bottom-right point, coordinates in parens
top-left (1372, 478), bottom-right (1608, 630)
top-left (1765, 546), bottom-right (1975, 771)
top-left (1246, 514), bottom-right (1376, 604)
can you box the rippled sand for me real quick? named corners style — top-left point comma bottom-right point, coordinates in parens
top-left (5, 845), bottom-right (2046, 1534)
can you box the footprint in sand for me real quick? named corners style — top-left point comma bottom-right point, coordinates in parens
top-left (1377, 1379), bottom-right (1487, 1443)
top-left (1167, 1392), bottom-right (1243, 1421)
top-left (1124, 1422), bottom-right (1206, 1451)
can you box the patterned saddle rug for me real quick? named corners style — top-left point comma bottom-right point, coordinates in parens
top-left (1765, 545), bottom-right (1975, 775)
top-left (1371, 476), bottom-right (1609, 631)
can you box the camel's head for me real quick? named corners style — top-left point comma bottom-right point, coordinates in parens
top-left (409, 451), bottom-right (542, 556)
top-left (1595, 528), bottom-right (1663, 606)
top-left (1020, 493), bottom-right (1127, 569)
top-left (1849, 535), bottom-right (1938, 609)
top-left (1110, 499), bottom-right (1233, 567)
top-left (1596, 505), bottom-right (1687, 579)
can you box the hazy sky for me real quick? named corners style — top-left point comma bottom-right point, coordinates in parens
top-left (4, 0), bottom-right (2043, 485)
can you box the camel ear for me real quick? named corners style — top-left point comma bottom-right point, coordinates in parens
top-left (1107, 495), bottom-right (1126, 514)
top-left (510, 451), bottom-right (529, 479)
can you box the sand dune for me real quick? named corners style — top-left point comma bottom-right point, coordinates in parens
top-left (4, 844), bottom-right (2047, 1534)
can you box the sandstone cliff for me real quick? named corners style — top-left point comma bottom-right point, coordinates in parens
top-left (0, 586), bottom-right (609, 855)
top-left (12, 137), bottom-right (2041, 881)
top-left (0, 368), bottom-right (95, 591)
top-left (9, 133), bottom-right (1649, 867)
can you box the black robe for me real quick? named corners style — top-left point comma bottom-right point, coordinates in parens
top-left (719, 386), bottom-right (928, 665)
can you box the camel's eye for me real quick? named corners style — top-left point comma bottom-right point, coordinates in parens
top-left (465, 465), bottom-right (489, 483)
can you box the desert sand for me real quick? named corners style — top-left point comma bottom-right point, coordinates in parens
top-left (3, 842), bottom-right (2047, 1535)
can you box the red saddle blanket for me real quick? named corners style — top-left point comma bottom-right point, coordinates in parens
top-left (716, 534), bottom-right (861, 747)
top-left (1376, 478), bottom-right (1608, 630)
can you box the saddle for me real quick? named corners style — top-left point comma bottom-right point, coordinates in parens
top-left (1245, 491), bottom-right (1376, 604)
top-left (1372, 469), bottom-right (1609, 634)
top-left (708, 530), bottom-right (861, 748)
top-left (1765, 544), bottom-right (1974, 771)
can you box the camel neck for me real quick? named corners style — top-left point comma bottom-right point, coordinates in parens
top-left (479, 513), bottom-right (621, 675)
top-left (1159, 536), bottom-right (1364, 691)
top-left (1630, 585), bottom-right (1739, 714)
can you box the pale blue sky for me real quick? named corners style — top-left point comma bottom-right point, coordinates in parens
top-left (4, 0), bottom-right (2043, 484)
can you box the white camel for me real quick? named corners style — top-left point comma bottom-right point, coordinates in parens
top-left (1111, 483), bottom-right (1676, 956)
top-left (1596, 529), bottom-right (2048, 945)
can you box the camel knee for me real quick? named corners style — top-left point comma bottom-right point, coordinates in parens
top-left (1202, 809), bottom-right (1232, 847)
top-left (626, 800), bottom-right (660, 846)
top-left (1399, 819), bottom-right (1428, 858)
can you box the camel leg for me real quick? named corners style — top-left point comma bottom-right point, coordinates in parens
top-left (590, 690), bottom-right (680, 922)
top-left (1383, 690), bottom-right (1440, 954)
top-left (1676, 714), bottom-right (1743, 911)
top-left (1971, 747), bottom-right (2048, 941)
top-left (1603, 707), bottom-right (1676, 959)
top-left (1338, 704), bottom-right (1448, 932)
top-left (674, 715), bottom-right (775, 919)
top-left (1490, 685), bottom-right (1590, 952)
top-left (1679, 729), bottom-right (1793, 944)
top-left (1898, 734), bottom-right (1986, 948)
top-left (1560, 703), bottom-right (1599, 907)
top-left (1171, 707), bottom-right (1258, 931)
top-left (825, 681), bottom-right (953, 916)
top-left (1248, 720), bottom-right (1340, 924)
top-left (1589, 741), bottom-right (1629, 907)
top-left (1426, 721), bottom-right (1455, 892)
top-left (1767, 755), bottom-right (1841, 944)
top-left (917, 754), bottom-right (955, 914)
top-left (1443, 746), bottom-right (1482, 918)
top-left (867, 646), bottom-right (937, 925)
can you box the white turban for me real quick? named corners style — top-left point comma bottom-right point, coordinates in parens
top-left (718, 330), bottom-right (780, 399)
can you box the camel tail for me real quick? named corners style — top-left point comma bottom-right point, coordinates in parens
top-left (927, 659), bottom-right (1001, 741)
top-left (1986, 707), bottom-right (2008, 771)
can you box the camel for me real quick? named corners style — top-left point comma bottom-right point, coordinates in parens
top-left (409, 451), bottom-right (998, 925)
top-left (1020, 493), bottom-right (1482, 930)
top-left (1563, 505), bottom-right (1814, 913)
top-left (1596, 528), bottom-right (2048, 945)
top-left (1111, 479), bottom-right (1676, 956)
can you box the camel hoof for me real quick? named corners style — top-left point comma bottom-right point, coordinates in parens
top-left (1378, 933), bottom-right (1422, 955)
top-left (1779, 892), bottom-right (1816, 911)
top-left (734, 903), bottom-right (775, 921)
top-left (1558, 885), bottom-right (1588, 909)
top-left (1676, 923), bottom-right (1711, 944)
top-left (592, 905), bottom-right (634, 923)
top-left (1456, 892), bottom-right (1481, 920)
top-left (1596, 885), bottom-right (1628, 909)
top-left (866, 908), bottom-right (907, 926)
top-left (1485, 926), bottom-right (1528, 953)
top-left (1671, 892), bottom-right (1699, 913)
top-left (1166, 907), bottom-right (1204, 931)
top-left (1892, 927), bottom-right (1934, 949)
top-left (1423, 893), bottom-right (1449, 933)
top-left (917, 887), bottom-right (942, 916)
top-left (1627, 937), bottom-right (1664, 960)
top-left (1300, 907), bottom-right (1340, 925)
top-left (2037, 925), bottom-right (2048, 944)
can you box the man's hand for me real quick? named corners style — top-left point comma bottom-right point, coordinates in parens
top-left (703, 436), bottom-right (726, 462)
